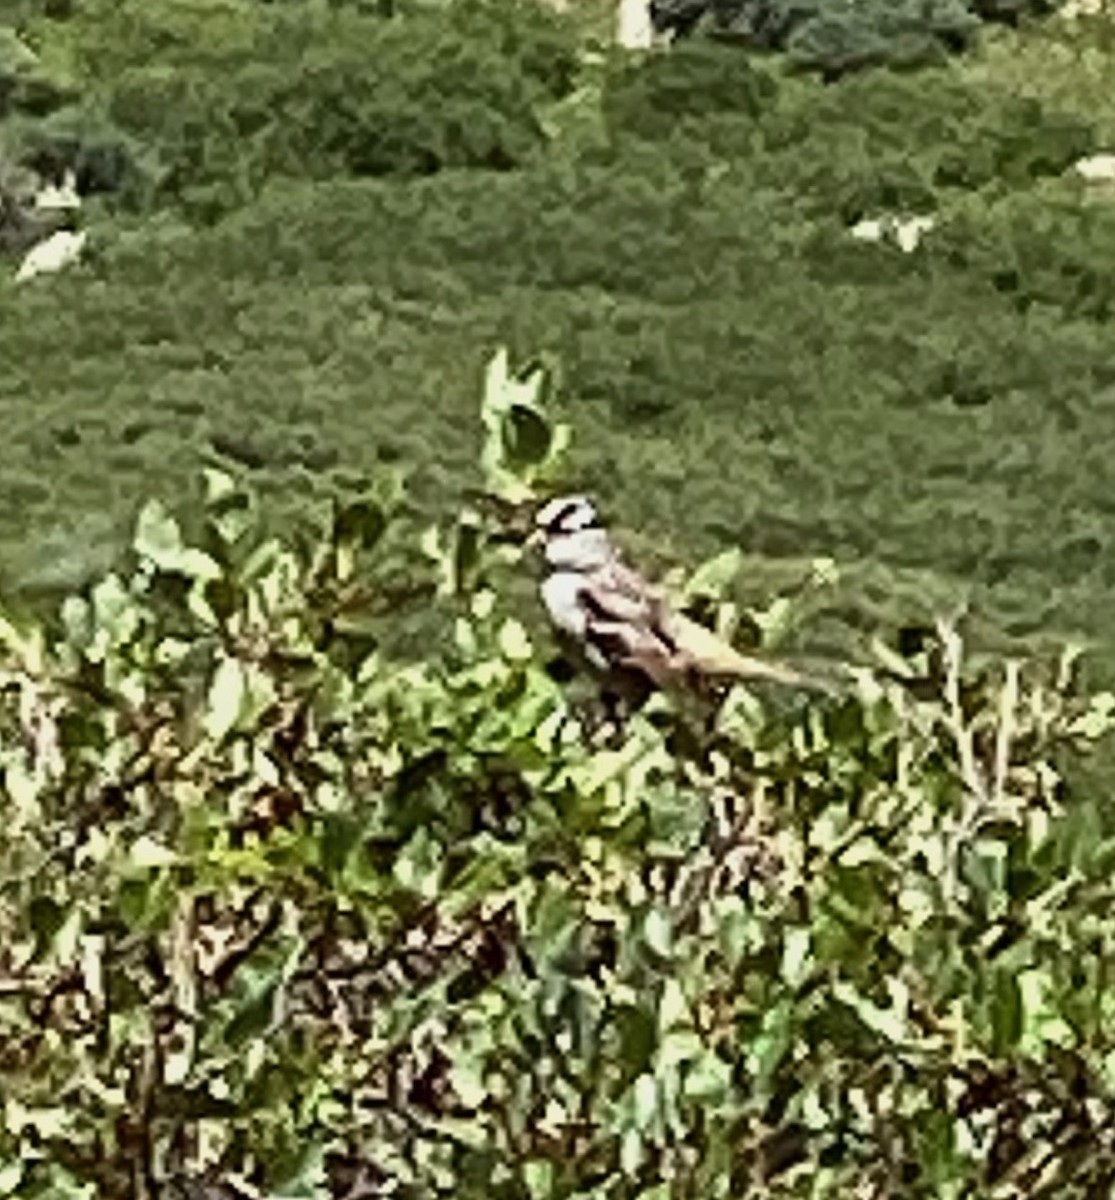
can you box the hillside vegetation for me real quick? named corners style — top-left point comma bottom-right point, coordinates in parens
top-left (4, 3), bottom-right (1115, 1192)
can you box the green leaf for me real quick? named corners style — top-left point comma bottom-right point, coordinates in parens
top-left (223, 975), bottom-right (281, 1048)
top-left (268, 1135), bottom-right (330, 1200)
top-left (523, 1161), bottom-right (554, 1200)
top-left (620, 1128), bottom-right (645, 1177)
top-left (133, 499), bottom-right (183, 561)
top-left (206, 487), bottom-right (256, 548)
top-left (644, 907), bottom-right (673, 958)
top-left (683, 547), bottom-right (743, 601)
top-left (393, 828), bottom-right (443, 900)
top-left (449, 1056), bottom-right (489, 1110)
top-left (1018, 967), bottom-right (1075, 1054)
top-left (990, 965), bottom-right (1022, 1054)
top-left (498, 618), bottom-right (533, 662)
top-left (683, 1051), bottom-right (732, 1103)
top-left (205, 655), bottom-right (248, 741)
top-left (134, 499), bottom-right (221, 581)
top-left (202, 467), bottom-right (237, 505)
top-left (632, 1072), bottom-right (659, 1132)
top-left (1067, 691), bottom-right (1115, 740)
top-left (88, 573), bottom-right (144, 657)
top-left (198, 655), bottom-right (277, 742)
top-left (128, 835), bottom-right (180, 870)
top-left (28, 894), bottom-right (65, 948)
top-left (0, 1161), bottom-right (24, 1197)
top-left (479, 346), bottom-right (571, 501)
top-left (748, 1000), bottom-right (794, 1091)
top-left (781, 927), bottom-right (812, 989)
top-left (332, 497), bottom-right (387, 551)
top-left (832, 980), bottom-right (911, 1045)
top-left (659, 978), bottom-right (693, 1034)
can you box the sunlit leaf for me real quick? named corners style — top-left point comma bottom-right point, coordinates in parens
top-left (134, 499), bottom-right (221, 581)
top-left (781, 927), bottom-right (812, 989)
top-left (644, 907), bottom-right (673, 958)
top-left (128, 836), bottom-right (180, 870)
top-left (498, 617), bottom-right (533, 662)
top-left (683, 547), bottom-right (743, 601)
top-left (205, 655), bottom-right (247, 741)
top-left (632, 1073), bottom-right (659, 1132)
top-left (523, 1161), bottom-right (554, 1200)
top-left (0, 1161), bottom-right (23, 1197)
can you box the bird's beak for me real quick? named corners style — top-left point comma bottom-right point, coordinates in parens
top-left (460, 489), bottom-right (542, 544)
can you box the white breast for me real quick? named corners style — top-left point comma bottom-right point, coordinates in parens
top-left (544, 528), bottom-right (615, 571)
top-left (540, 572), bottom-right (588, 638)
top-left (540, 571), bottom-right (614, 671)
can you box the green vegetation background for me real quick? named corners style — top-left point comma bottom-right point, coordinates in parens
top-left (5, 1), bottom-right (1115, 1195)
top-left (2, 0), bottom-right (1115, 685)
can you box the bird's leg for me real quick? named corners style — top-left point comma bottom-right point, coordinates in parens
top-left (544, 655), bottom-right (623, 748)
top-left (597, 685), bottom-right (629, 748)
top-left (562, 687), bottom-right (621, 749)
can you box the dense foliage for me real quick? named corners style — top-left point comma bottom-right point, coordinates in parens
top-left (5, 10), bottom-right (1115, 1185)
top-left (2, 358), bottom-right (1115, 1198)
top-left (4, 24), bottom-right (1115, 687)
top-left (648, 0), bottom-right (1064, 76)
top-left (0, 0), bottom-right (581, 215)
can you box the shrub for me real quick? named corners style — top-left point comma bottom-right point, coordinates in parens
top-left (923, 188), bottom-right (1115, 321)
top-left (600, 49), bottom-right (1096, 215)
top-left (258, 13), bottom-right (550, 177)
top-left (601, 39), bottom-right (778, 140)
top-left (0, 350), bottom-right (1114, 1198)
top-left (2, 102), bottom-right (153, 201)
top-left (650, 0), bottom-right (1067, 76)
top-left (784, 0), bottom-right (980, 79)
top-left (35, 0), bottom-right (268, 83)
top-left (6, 0), bottom-right (582, 216)
top-left (0, 23), bottom-right (75, 117)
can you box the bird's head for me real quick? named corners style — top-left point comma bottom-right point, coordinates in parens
top-left (529, 494), bottom-right (614, 570)
top-left (533, 494), bottom-right (601, 539)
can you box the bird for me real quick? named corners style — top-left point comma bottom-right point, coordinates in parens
top-left (529, 494), bottom-right (838, 702)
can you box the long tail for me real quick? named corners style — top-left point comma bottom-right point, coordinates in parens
top-left (665, 612), bottom-right (845, 694)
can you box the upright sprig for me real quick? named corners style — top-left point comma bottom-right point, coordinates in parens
top-left (478, 346), bottom-right (571, 505)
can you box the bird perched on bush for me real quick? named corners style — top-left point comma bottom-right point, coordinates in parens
top-left (530, 494), bottom-right (837, 704)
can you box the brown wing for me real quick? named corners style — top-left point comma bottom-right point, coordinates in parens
top-left (577, 550), bottom-right (838, 695)
top-left (576, 565), bottom-right (685, 688)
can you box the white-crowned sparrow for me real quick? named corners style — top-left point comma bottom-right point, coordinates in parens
top-left (530, 494), bottom-right (834, 696)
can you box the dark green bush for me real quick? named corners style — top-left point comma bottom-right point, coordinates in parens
top-left (924, 190), bottom-right (1115, 322)
top-left (3, 102), bottom-right (153, 200)
top-left (601, 39), bottom-right (779, 140)
top-left (261, 14), bottom-right (549, 176)
top-left (35, 0), bottom-right (269, 82)
top-left (0, 23), bottom-right (74, 116)
top-left (6, 0), bottom-right (581, 215)
top-left (600, 53), bottom-right (1096, 220)
top-left (2, 9), bottom-right (1115, 774)
top-left (968, 0), bottom-right (1062, 21)
top-left (784, 0), bottom-right (980, 78)
top-left (650, 0), bottom-right (1067, 76)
